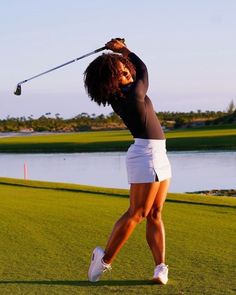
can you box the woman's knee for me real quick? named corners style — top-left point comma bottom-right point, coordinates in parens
top-left (147, 205), bottom-right (163, 222)
top-left (128, 207), bottom-right (149, 224)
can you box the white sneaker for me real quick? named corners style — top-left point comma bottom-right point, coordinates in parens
top-left (88, 247), bottom-right (112, 282)
top-left (152, 263), bottom-right (168, 284)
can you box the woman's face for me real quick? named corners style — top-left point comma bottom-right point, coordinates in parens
top-left (117, 61), bottom-right (134, 85)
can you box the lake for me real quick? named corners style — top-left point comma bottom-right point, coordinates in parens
top-left (0, 151), bottom-right (235, 193)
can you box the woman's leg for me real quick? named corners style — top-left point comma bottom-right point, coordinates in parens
top-left (103, 182), bottom-right (160, 264)
top-left (146, 178), bottom-right (170, 265)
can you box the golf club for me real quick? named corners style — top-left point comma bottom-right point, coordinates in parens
top-left (14, 38), bottom-right (125, 96)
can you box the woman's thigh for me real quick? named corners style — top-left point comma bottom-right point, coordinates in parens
top-left (129, 182), bottom-right (160, 215)
top-left (152, 178), bottom-right (171, 209)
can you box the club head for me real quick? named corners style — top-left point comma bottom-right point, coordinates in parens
top-left (14, 84), bottom-right (22, 96)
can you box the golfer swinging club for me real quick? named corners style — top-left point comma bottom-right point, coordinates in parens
top-left (84, 38), bottom-right (172, 284)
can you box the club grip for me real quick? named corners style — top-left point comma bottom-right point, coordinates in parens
top-left (115, 38), bottom-right (126, 46)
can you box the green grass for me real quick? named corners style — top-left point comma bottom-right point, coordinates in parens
top-left (0, 177), bottom-right (235, 294)
top-left (0, 124), bottom-right (236, 153)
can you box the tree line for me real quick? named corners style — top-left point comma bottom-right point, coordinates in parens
top-left (0, 98), bottom-right (235, 132)
top-left (0, 107), bottom-right (235, 132)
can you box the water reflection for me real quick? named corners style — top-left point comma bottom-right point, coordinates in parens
top-left (0, 151), bottom-right (235, 192)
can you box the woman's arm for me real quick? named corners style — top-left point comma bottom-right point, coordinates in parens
top-left (105, 39), bottom-right (148, 101)
top-left (128, 52), bottom-right (148, 101)
top-left (105, 39), bottom-right (131, 57)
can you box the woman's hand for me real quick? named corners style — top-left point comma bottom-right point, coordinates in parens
top-left (105, 39), bottom-right (131, 57)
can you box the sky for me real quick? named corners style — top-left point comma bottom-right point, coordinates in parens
top-left (1, 0), bottom-right (236, 119)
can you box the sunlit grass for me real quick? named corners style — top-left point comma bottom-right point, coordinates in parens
top-left (0, 125), bottom-right (236, 152)
top-left (0, 177), bottom-right (235, 294)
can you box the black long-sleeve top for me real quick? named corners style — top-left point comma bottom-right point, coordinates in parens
top-left (111, 52), bottom-right (165, 140)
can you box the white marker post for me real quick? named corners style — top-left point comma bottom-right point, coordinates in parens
top-left (24, 162), bottom-right (28, 180)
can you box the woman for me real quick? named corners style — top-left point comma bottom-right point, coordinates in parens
top-left (84, 38), bottom-right (171, 284)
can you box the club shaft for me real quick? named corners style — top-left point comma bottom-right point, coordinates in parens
top-left (17, 46), bottom-right (106, 86)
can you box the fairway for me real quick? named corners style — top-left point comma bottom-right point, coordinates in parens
top-left (0, 124), bottom-right (236, 153)
top-left (0, 178), bottom-right (235, 295)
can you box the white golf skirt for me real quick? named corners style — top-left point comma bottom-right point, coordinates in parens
top-left (126, 138), bottom-right (172, 183)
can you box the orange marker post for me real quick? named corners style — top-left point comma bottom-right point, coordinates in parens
top-left (24, 162), bottom-right (28, 180)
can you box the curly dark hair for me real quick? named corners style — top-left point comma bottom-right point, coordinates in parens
top-left (84, 53), bottom-right (136, 106)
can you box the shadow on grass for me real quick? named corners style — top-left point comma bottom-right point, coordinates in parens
top-left (0, 140), bottom-right (131, 153)
top-left (0, 279), bottom-right (153, 287)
